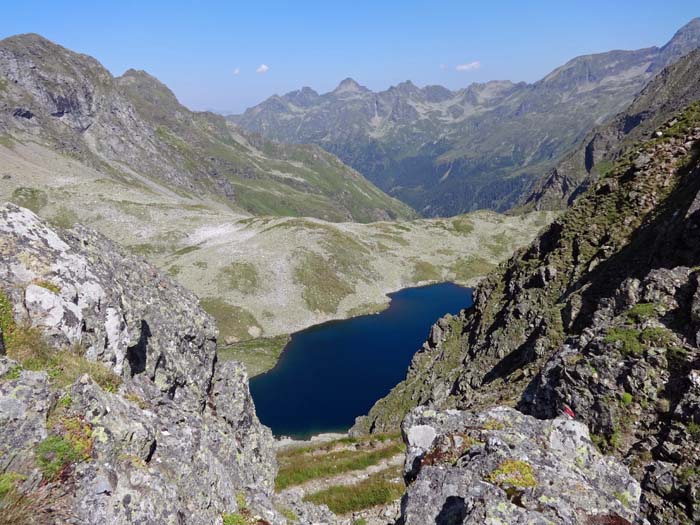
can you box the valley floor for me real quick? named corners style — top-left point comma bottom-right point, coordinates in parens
top-left (0, 138), bottom-right (557, 375)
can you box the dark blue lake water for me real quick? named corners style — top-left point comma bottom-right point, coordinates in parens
top-left (249, 282), bottom-right (473, 438)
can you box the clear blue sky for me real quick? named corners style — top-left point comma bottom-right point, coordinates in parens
top-left (0, 1), bottom-right (697, 113)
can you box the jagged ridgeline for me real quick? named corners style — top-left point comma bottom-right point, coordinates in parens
top-left (234, 19), bottom-right (700, 216)
top-left (525, 48), bottom-right (700, 210)
top-left (0, 34), bottom-right (415, 222)
top-left (354, 100), bottom-right (700, 522)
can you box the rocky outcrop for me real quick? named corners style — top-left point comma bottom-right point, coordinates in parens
top-left (400, 406), bottom-right (643, 524)
top-left (358, 102), bottom-right (700, 523)
top-left (0, 204), bottom-right (280, 524)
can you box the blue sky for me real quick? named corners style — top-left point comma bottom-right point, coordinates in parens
top-left (0, 1), bottom-right (697, 112)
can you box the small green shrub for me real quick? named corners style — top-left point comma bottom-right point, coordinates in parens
top-left (620, 392), bottom-right (633, 407)
top-left (640, 327), bottom-right (673, 346)
top-left (687, 422), bottom-right (700, 439)
top-left (35, 435), bottom-right (85, 480)
top-left (222, 514), bottom-right (247, 525)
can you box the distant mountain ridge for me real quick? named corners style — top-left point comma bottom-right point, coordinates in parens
top-left (525, 48), bottom-right (700, 210)
top-left (0, 33), bottom-right (415, 222)
top-left (232, 18), bottom-right (700, 216)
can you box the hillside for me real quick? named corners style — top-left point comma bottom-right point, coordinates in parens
top-left (353, 99), bottom-right (700, 523)
top-left (233, 18), bottom-right (700, 216)
top-left (0, 136), bottom-right (554, 375)
top-left (525, 48), bottom-right (700, 210)
top-left (0, 33), bottom-right (415, 222)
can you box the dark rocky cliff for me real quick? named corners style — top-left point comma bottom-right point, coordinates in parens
top-left (355, 101), bottom-right (700, 523)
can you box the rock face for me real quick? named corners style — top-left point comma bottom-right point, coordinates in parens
top-left (401, 406), bottom-right (643, 525)
top-left (233, 19), bottom-right (700, 216)
top-left (0, 204), bottom-right (279, 524)
top-left (357, 101), bottom-right (700, 522)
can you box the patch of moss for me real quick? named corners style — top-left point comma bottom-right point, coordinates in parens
top-left (36, 414), bottom-right (93, 481)
top-left (482, 419), bottom-right (506, 431)
top-left (222, 513), bottom-right (248, 525)
top-left (487, 459), bottom-right (537, 488)
top-left (32, 279), bottom-right (61, 294)
top-left (604, 327), bottom-right (643, 356)
top-left (451, 256), bottom-right (496, 282)
top-left (200, 297), bottom-right (261, 341)
top-left (219, 262), bottom-right (259, 294)
top-left (412, 261), bottom-right (441, 282)
top-left (625, 303), bottom-right (657, 323)
top-left (10, 187), bottom-right (48, 213)
top-left (620, 392), bottom-right (633, 407)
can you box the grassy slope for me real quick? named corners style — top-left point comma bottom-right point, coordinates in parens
top-left (0, 140), bottom-right (557, 376)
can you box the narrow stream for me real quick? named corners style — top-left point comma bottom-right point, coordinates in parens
top-left (250, 282), bottom-right (473, 438)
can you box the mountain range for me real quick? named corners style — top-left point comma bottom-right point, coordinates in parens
top-left (0, 33), bottom-right (552, 362)
top-left (0, 34), bottom-right (414, 223)
top-left (232, 18), bottom-right (700, 216)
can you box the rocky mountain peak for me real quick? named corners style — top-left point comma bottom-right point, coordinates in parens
top-left (282, 85), bottom-right (320, 107)
top-left (116, 68), bottom-right (183, 112)
top-left (391, 79), bottom-right (420, 96)
top-left (332, 77), bottom-right (367, 94)
top-left (653, 17), bottom-right (700, 70)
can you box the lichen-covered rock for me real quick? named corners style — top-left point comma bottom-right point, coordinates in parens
top-left (0, 205), bottom-right (281, 524)
top-left (400, 406), bottom-right (644, 525)
top-left (0, 203), bottom-right (216, 411)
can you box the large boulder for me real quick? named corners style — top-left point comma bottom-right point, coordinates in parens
top-left (400, 406), bottom-right (644, 525)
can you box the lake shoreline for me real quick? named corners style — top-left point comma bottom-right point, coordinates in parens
top-left (250, 282), bottom-right (474, 438)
